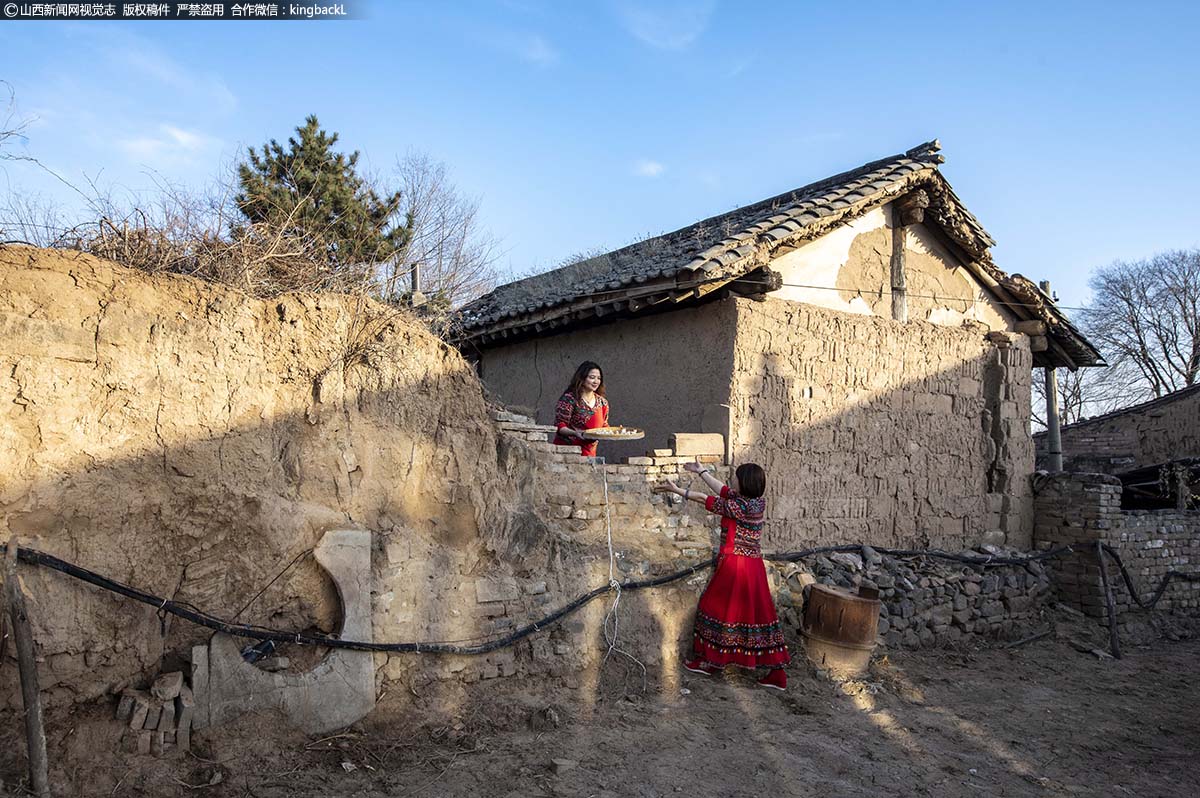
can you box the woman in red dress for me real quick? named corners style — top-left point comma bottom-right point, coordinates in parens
top-left (553, 361), bottom-right (609, 458)
top-left (655, 461), bottom-right (791, 690)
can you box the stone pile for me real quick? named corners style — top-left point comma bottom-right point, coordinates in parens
top-left (115, 671), bottom-right (195, 757)
top-left (770, 545), bottom-right (1053, 649)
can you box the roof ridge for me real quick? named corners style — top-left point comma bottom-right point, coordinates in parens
top-left (475, 141), bottom-right (946, 296)
top-left (1037, 382), bottom-right (1200, 435)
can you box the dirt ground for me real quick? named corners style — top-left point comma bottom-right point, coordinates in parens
top-left (3, 610), bottom-right (1198, 798)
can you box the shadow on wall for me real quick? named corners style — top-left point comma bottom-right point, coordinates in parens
top-left (731, 325), bottom-right (1033, 553)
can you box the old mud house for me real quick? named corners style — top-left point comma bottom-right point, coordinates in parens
top-left (460, 142), bottom-right (1103, 552)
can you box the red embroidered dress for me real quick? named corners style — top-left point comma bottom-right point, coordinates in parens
top-left (553, 391), bottom-right (609, 457)
top-left (692, 486), bottom-right (790, 670)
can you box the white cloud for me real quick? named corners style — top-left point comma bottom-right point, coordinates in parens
top-left (117, 49), bottom-right (237, 114)
top-left (118, 124), bottom-right (219, 164)
top-left (634, 159), bottom-right (665, 178)
top-left (617, 0), bottom-right (716, 50)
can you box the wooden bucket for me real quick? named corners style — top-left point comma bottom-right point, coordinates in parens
top-left (801, 584), bottom-right (881, 676)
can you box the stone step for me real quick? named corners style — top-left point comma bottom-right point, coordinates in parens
top-left (491, 410), bottom-right (536, 425)
top-left (497, 422), bottom-right (558, 434)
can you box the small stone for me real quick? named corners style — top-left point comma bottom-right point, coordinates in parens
top-left (128, 691), bottom-right (152, 730)
top-left (831, 553), bottom-right (863, 571)
top-left (143, 703), bottom-right (163, 731)
top-left (258, 657), bottom-right (290, 672)
top-left (136, 731), bottom-right (152, 755)
top-left (116, 691), bottom-right (137, 721)
top-left (552, 758), bottom-right (578, 775)
top-left (930, 604), bottom-right (953, 625)
top-left (475, 579), bottom-right (520, 603)
top-left (159, 699), bottom-right (176, 733)
top-left (151, 672), bottom-right (184, 701)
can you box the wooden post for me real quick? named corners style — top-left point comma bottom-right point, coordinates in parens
top-left (889, 205), bottom-right (907, 322)
top-left (1040, 280), bottom-right (1064, 471)
top-left (4, 543), bottom-right (51, 797)
top-left (1095, 541), bottom-right (1122, 660)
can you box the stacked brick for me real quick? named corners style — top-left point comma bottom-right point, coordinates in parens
top-left (1033, 473), bottom-right (1200, 638)
top-left (114, 671), bottom-right (195, 757)
top-left (493, 410), bottom-right (727, 560)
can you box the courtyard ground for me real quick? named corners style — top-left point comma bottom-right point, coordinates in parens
top-left (2, 609), bottom-right (1197, 797)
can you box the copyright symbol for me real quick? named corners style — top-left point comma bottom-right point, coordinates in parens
top-left (3, 4), bottom-right (18, 17)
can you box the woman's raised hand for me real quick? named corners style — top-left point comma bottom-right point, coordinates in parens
top-left (653, 479), bottom-right (679, 494)
top-left (683, 458), bottom-right (705, 474)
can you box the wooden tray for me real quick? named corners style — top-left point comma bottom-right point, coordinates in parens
top-left (581, 426), bottom-right (645, 441)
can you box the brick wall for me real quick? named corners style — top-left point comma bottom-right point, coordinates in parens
top-left (1034, 385), bottom-right (1200, 472)
top-left (1032, 472), bottom-right (1200, 639)
top-left (728, 298), bottom-right (1034, 551)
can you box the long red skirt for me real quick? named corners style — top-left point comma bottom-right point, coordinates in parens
top-left (693, 553), bottom-right (790, 670)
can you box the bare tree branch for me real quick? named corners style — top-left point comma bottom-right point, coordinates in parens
top-left (381, 152), bottom-right (502, 307)
top-left (1078, 248), bottom-right (1200, 405)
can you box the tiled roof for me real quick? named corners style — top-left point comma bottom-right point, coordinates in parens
top-left (1033, 383), bottom-right (1200, 436)
top-left (462, 141), bottom-right (960, 331)
top-left (459, 141), bottom-right (1103, 368)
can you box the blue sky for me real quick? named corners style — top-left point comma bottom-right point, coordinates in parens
top-left (1, 0), bottom-right (1198, 309)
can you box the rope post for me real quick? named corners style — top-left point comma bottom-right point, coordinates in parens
top-left (4, 543), bottom-right (51, 797)
top-left (1095, 541), bottom-right (1122, 660)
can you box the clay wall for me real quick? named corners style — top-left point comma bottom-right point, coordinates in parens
top-left (770, 204), bottom-right (1017, 332)
top-left (728, 297), bottom-right (1035, 551)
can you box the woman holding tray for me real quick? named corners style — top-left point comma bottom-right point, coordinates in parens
top-left (553, 361), bottom-right (609, 458)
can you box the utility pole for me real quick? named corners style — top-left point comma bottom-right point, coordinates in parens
top-left (1040, 280), bottom-right (1064, 471)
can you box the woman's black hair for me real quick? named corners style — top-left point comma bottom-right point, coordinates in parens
top-left (735, 463), bottom-right (766, 499)
top-left (566, 361), bottom-right (605, 398)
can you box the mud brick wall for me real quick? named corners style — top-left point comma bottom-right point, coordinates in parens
top-left (1033, 473), bottom-right (1200, 637)
top-left (728, 298), bottom-right (1034, 552)
top-left (1034, 385), bottom-right (1200, 473)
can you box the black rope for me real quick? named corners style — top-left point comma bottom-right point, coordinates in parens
top-left (0, 541), bottom-right (1137, 658)
top-left (1098, 543), bottom-right (1200, 611)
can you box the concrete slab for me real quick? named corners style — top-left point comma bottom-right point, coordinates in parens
top-left (206, 529), bottom-right (376, 735)
top-left (190, 645), bottom-right (210, 730)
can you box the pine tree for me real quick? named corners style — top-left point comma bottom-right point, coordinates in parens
top-left (235, 116), bottom-right (411, 272)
